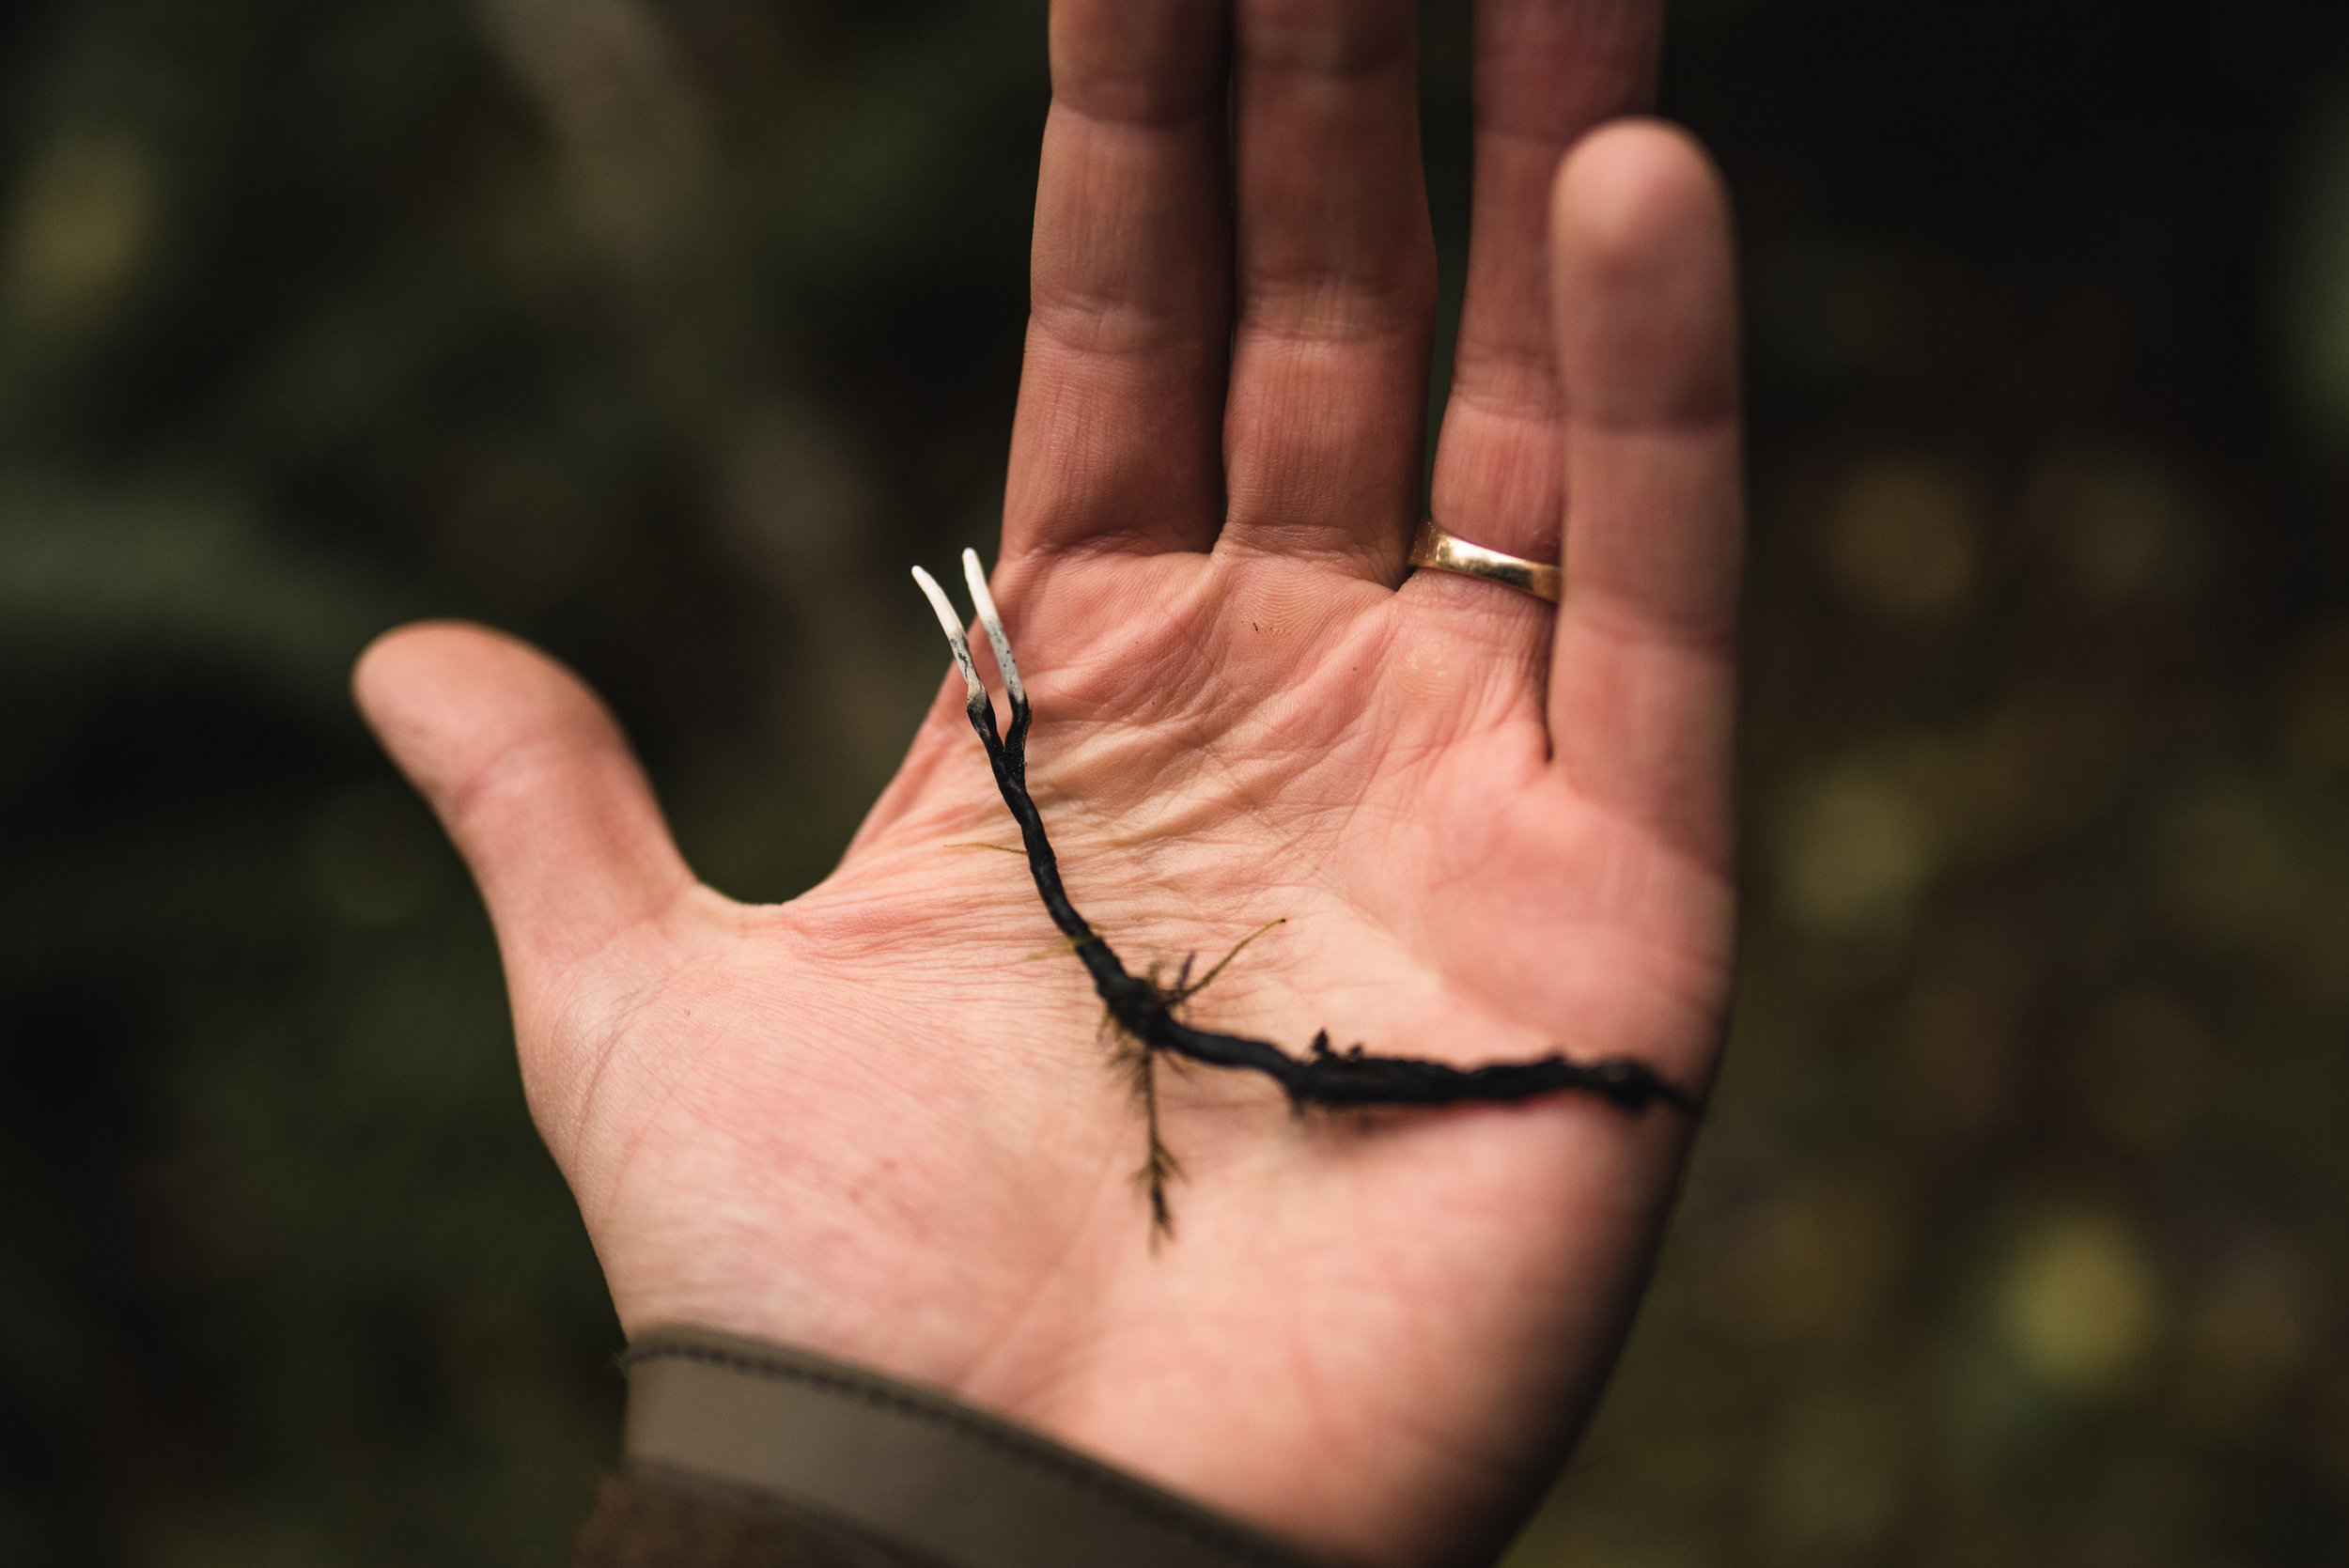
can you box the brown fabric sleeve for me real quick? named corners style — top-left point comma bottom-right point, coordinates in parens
top-left (571, 1466), bottom-right (939, 1568)
top-left (581, 1326), bottom-right (1330, 1568)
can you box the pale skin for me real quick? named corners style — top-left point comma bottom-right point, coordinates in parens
top-left (353, 1), bottom-right (1742, 1563)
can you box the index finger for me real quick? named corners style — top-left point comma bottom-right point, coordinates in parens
top-left (1003, 0), bottom-right (1234, 560)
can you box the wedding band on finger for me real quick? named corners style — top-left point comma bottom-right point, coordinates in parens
top-left (1407, 519), bottom-right (1561, 603)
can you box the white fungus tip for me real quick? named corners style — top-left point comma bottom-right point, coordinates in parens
top-left (911, 565), bottom-right (986, 702)
top-left (960, 548), bottom-right (1025, 707)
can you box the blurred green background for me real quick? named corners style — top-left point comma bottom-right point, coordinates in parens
top-left (2, 0), bottom-right (2345, 1562)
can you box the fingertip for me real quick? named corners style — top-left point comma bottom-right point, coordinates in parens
top-left (1551, 118), bottom-right (1726, 251)
top-left (350, 620), bottom-right (451, 739)
top-left (1549, 117), bottom-right (1739, 427)
top-left (352, 617), bottom-right (506, 711)
top-left (350, 620), bottom-right (693, 993)
top-left (354, 617), bottom-right (588, 725)
top-left (353, 620), bottom-right (626, 798)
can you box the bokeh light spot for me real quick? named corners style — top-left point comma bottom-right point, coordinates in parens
top-left (1822, 453), bottom-right (1980, 619)
top-left (2176, 1244), bottom-right (2312, 1438)
top-left (2149, 780), bottom-right (2304, 950)
top-left (1701, 1179), bottom-right (1902, 1344)
top-left (3, 130), bottom-right (157, 333)
top-left (1998, 1210), bottom-right (2163, 1398)
top-left (1778, 765), bottom-right (1939, 932)
top-left (2019, 443), bottom-right (2196, 604)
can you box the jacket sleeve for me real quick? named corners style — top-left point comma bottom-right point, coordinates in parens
top-left (569, 1327), bottom-right (1330, 1568)
top-left (572, 1466), bottom-right (928, 1567)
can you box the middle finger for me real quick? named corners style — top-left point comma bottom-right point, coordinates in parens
top-left (1216, 0), bottom-right (1437, 581)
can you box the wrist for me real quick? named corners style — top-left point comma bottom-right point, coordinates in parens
top-left (610, 1325), bottom-right (1331, 1568)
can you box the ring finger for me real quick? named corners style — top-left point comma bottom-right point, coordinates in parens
top-left (1413, 1), bottom-right (1662, 629)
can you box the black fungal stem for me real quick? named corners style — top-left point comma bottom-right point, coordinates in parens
top-left (914, 555), bottom-right (1704, 1233)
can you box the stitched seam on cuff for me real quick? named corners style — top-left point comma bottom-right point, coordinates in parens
top-left (621, 1340), bottom-right (1315, 1568)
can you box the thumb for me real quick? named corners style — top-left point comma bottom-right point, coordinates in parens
top-left (352, 621), bottom-right (696, 1026)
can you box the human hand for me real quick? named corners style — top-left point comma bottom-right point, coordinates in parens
top-left (354, 2), bottom-right (1741, 1563)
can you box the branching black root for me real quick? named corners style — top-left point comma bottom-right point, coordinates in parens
top-left (914, 552), bottom-right (1704, 1234)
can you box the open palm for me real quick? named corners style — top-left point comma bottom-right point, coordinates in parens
top-left (356, 4), bottom-right (1740, 1564)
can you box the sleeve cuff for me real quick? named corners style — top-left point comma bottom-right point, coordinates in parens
top-left (616, 1326), bottom-right (1330, 1568)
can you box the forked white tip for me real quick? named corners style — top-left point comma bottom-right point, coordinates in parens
top-left (910, 565), bottom-right (985, 704)
top-left (960, 548), bottom-right (1025, 708)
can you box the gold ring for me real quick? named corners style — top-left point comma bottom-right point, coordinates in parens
top-left (1408, 519), bottom-right (1560, 603)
